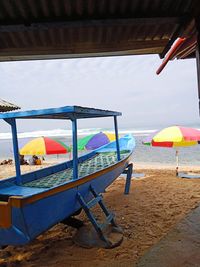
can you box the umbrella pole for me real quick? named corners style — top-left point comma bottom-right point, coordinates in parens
top-left (175, 150), bottom-right (179, 176)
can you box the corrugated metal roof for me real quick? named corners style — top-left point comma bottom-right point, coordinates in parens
top-left (0, 0), bottom-right (194, 21)
top-left (0, 99), bottom-right (20, 112)
top-left (0, 0), bottom-right (198, 61)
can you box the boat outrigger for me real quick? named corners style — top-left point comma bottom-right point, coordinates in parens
top-left (0, 106), bottom-right (135, 247)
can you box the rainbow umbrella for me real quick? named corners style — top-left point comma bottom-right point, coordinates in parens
top-left (78, 132), bottom-right (116, 151)
top-left (20, 137), bottom-right (70, 155)
top-left (143, 126), bottom-right (200, 175)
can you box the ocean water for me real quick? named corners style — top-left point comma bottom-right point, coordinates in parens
top-left (1, 128), bottom-right (200, 166)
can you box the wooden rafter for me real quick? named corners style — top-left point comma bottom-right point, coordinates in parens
top-left (0, 17), bottom-right (180, 33)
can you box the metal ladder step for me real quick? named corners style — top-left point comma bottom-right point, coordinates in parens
top-left (77, 185), bottom-right (118, 245)
top-left (99, 213), bottom-right (115, 230)
top-left (87, 194), bottom-right (103, 209)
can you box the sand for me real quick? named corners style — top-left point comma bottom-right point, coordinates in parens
top-left (1, 163), bottom-right (200, 267)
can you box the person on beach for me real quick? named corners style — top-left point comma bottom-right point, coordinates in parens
top-left (29, 155), bottom-right (36, 165)
top-left (35, 156), bottom-right (42, 165)
top-left (0, 159), bottom-right (13, 165)
top-left (29, 155), bottom-right (42, 165)
top-left (19, 155), bottom-right (29, 165)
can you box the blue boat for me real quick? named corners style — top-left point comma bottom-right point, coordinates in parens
top-left (0, 106), bottom-right (135, 246)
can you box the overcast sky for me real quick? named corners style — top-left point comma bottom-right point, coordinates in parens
top-left (0, 54), bottom-right (199, 133)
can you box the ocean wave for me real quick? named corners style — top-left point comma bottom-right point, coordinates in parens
top-left (119, 129), bottom-right (157, 136)
top-left (0, 128), bottom-right (158, 140)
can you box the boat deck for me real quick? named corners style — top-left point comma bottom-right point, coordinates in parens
top-left (24, 151), bottom-right (129, 189)
top-left (0, 151), bottom-right (130, 199)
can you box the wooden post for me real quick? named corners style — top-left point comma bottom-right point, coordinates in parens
top-left (196, 31), bottom-right (200, 113)
top-left (175, 150), bottom-right (179, 176)
top-left (72, 119), bottom-right (78, 180)
top-left (4, 118), bottom-right (21, 184)
top-left (114, 116), bottom-right (120, 161)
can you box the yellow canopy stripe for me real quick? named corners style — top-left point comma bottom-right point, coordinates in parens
top-left (20, 137), bottom-right (46, 155)
top-left (153, 126), bottom-right (184, 142)
top-left (106, 133), bottom-right (116, 141)
top-left (173, 141), bottom-right (197, 147)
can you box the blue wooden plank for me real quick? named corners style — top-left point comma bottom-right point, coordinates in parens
top-left (114, 115), bottom-right (121, 161)
top-left (72, 119), bottom-right (78, 180)
top-left (0, 208), bottom-right (30, 246)
top-left (87, 195), bottom-right (102, 209)
top-left (0, 153), bottom-right (130, 246)
top-left (0, 226), bottom-right (30, 246)
top-left (23, 187), bottom-right (78, 239)
top-left (124, 163), bottom-right (133, 194)
top-left (99, 213), bottom-right (115, 230)
top-left (0, 185), bottom-right (46, 196)
top-left (4, 118), bottom-right (21, 185)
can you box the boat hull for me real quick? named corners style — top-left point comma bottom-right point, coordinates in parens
top-left (0, 156), bottom-right (130, 246)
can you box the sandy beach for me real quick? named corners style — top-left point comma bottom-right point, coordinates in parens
top-left (1, 162), bottom-right (200, 267)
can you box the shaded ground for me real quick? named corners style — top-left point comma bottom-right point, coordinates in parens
top-left (135, 205), bottom-right (200, 267)
top-left (1, 167), bottom-right (200, 266)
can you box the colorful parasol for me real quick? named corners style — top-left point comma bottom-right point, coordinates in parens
top-left (20, 137), bottom-right (70, 155)
top-left (143, 126), bottom-right (200, 175)
top-left (78, 132), bottom-right (116, 151)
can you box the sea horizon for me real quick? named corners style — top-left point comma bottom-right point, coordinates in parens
top-left (1, 126), bottom-right (200, 167)
top-left (0, 126), bottom-right (158, 140)
top-left (1, 123), bottom-right (200, 140)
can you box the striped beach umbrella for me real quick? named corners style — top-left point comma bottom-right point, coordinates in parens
top-left (78, 132), bottom-right (116, 151)
top-left (20, 137), bottom-right (70, 155)
top-left (143, 126), bottom-right (200, 175)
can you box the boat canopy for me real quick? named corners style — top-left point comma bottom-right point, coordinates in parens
top-left (0, 105), bottom-right (122, 184)
top-left (0, 105), bottom-right (121, 120)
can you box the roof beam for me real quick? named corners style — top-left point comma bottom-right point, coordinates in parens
top-left (0, 17), bottom-right (180, 33)
top-left (195, 18), bottom-right (200, 114)
top-left (0, 39), bottom-right (167, 53)
top-left (159, 16), bottom-right (194, 58)
top-left (0, 45), bottom-right (165, 62)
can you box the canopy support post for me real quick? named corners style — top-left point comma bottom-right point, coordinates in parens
top-left (4, 118), bottom-right (21, 185)
top-left (196, 31), bottom-right (200, 114)
top-left (114, 116), bottom-right (120, 161)
top-left (72, 118), bottom-right (78, 180)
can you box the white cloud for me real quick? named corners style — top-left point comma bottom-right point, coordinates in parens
top-left (0, 55), bottom-right (198, 133)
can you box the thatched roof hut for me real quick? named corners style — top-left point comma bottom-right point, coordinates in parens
top-left (0, 99), bottom-right (20, 112)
